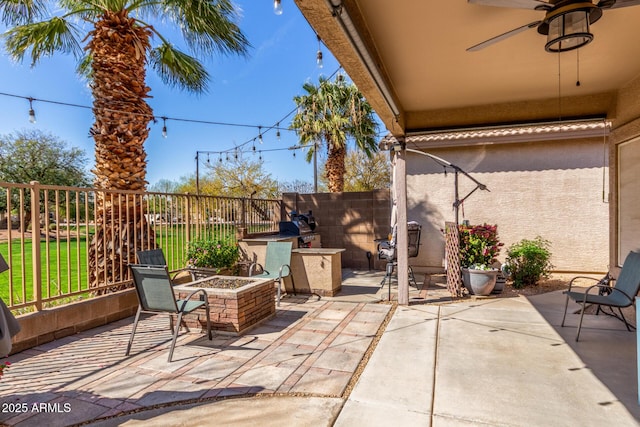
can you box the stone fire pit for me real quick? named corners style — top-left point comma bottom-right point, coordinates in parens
top-left (173, 275), bottom-right (275, 335)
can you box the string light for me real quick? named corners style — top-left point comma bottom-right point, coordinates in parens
top-left (0, 66), bottom-right (349, 159)
top-left (274, 0), bottom-right (283, 15)
top-left (161, 116), bottom-right (168, 138)
top-left (27, 97), bottom-right (36, 124)
top-left (316, 35), bottom-right (324, 69)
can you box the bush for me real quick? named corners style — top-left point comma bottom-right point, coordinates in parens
top-left (504, 237), bottom-right (553, 288)
top-left (186, 239), bottom-right (239, 271)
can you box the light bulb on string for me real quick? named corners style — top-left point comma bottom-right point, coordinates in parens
top-left (274, 0), bottom-right (283, 15)
top-left (27, 97), bottom-right (36, 124)
top-left (258, 126), bottom-right (263, 144)
top-left (206, 154), bottom-right (210, 164)
top-left (316, 35), bottom-right (323, 69)
top-left (259, 150), bottom-right (262, 161)
top-left (225, 153), bottom-right (229, 161)
top-left (161, 117), bottom-right (168, 138)
top-left (219, 154), bottom-right (223, 163)
top-left (234, 149), bottom-right (238, 160)
top-left (252, 141), bottom-right (256, 153)
top-left (276, 123), bottom-right (281, 140)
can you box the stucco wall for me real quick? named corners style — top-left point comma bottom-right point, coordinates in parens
top-left (406, 138), bottom-right (610, 273)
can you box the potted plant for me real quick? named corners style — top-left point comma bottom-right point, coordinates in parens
top-left (458, 223), bottom-right (503, 295)
top-left (186, 238), bottom-right (240, 276)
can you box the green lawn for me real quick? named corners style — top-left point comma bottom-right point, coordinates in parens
top-left (0, 223), bottom-right (254, 308)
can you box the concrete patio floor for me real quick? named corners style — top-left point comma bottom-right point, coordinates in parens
top-left (0, 270), bottom-right (638, 426)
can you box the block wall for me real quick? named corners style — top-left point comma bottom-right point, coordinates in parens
top-left (10, 290), bottom-right (138, 355)
top-left (282, 190), bottom-right (392, 270)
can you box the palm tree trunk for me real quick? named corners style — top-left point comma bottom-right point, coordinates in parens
top-left (326, 143), bottom-right (347, 193)
top-left (86, 10), bottom-right (155, 291)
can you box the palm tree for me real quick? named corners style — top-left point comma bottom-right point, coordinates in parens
top-left (291, 75), bottom-right (378, 193)
top-left (2, 0), bottom-right (249, 289)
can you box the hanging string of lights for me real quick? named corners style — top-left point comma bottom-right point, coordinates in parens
top-left (0, 62), bottom-right (341, 155)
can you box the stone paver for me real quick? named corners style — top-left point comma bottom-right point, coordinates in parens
top-left (0, 282), bottom-right (392, 426)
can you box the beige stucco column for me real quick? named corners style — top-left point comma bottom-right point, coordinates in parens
top-left (393, 143), bottom-right (409, 305)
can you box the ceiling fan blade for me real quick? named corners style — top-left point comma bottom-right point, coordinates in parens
top-left (467, 21), bottom-right (542, 52)
top-left (468, 0), bottom-right (551, 10)
top-left (598, 0), bottom-right (640, 9)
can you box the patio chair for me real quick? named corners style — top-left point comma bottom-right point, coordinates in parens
top-left (248, 241), bottom-right (295, 306)
top-left (136, 248), bottom-right (212, 283)
top-left (126, 264), bottom-right (212, 362)
top-left (561, 250), bottom-right (640, 341)
top-left (377, 222), bottom-right (422, 300)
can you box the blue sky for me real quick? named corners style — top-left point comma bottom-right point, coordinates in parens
top-left (0, 0), bottom-right (378, 188)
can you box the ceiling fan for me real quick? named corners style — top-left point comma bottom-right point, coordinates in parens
top-left (467, 0), bottom-right (640, 52)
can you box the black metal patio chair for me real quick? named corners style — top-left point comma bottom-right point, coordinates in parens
top-left (377, 221), bottom-right (422, 300)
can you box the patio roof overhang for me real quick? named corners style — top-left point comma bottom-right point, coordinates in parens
top-left (380, 119), bottom-right (610, 150)
top-left (294, 0), bottom-right (640, 136)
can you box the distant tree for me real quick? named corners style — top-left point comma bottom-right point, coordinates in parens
top-left (291, 75), bottom-right (379, 192)
top-left (148, 179), bottom-right (180, 194)
top-left (0, 129), bottom-right (90, 230)
top-left (279, 179), bottom-right (315, 194)
top-left (0, 130), bottom-right (89, 186)
top-left (177, 155), bottom-right (278, 199)
top-left (343, 151), bottom-right (391, 191)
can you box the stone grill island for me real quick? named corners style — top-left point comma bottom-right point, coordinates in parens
top-left (173, 275), bottom-right (276, 335)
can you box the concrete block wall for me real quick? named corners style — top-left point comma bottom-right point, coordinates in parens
top-left (10, 290), bottom-right (138, 355)
top-left (282, 190), bottom-right (392, 270)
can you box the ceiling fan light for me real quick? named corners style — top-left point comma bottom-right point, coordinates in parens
top-left (545, 10), bottom-right (592, 52)
top-left (543, 2), bottom-right (602, 53)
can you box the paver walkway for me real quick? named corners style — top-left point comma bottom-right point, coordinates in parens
top-left (0, 287), bottom-right (390, 426)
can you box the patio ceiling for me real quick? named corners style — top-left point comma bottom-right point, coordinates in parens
top-left (294, 0), bottom-right (640, 135)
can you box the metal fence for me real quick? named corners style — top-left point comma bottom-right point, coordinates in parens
top-left (0, 181), bottom-right (282, 312)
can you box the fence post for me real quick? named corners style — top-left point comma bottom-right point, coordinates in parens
top-left (185, 194), bottom-right (191, 244)
top-left (30, 181), bottom-right (43, 311)
top-left (241, 198), bottom-right (247, 229)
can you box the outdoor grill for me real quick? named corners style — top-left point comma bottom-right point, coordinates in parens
top-left (279, 211), bottom-right (317, 247)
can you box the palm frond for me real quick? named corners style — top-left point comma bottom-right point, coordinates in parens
top-left (160, 0), bottom-right (250, 57)
top-left (0, 0), bottom-right (47, 25)
top-left (149, 43), bottom-right (209, 93)
top-left (4, 17), bottom-right (83, 66)
top-left (76, 53), bottom-right (93, 79)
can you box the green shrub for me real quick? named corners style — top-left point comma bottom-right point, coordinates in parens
top-left (186, 239), bottom-right (239, 271)
top-left (504, 237), bottom-right (553, 288)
